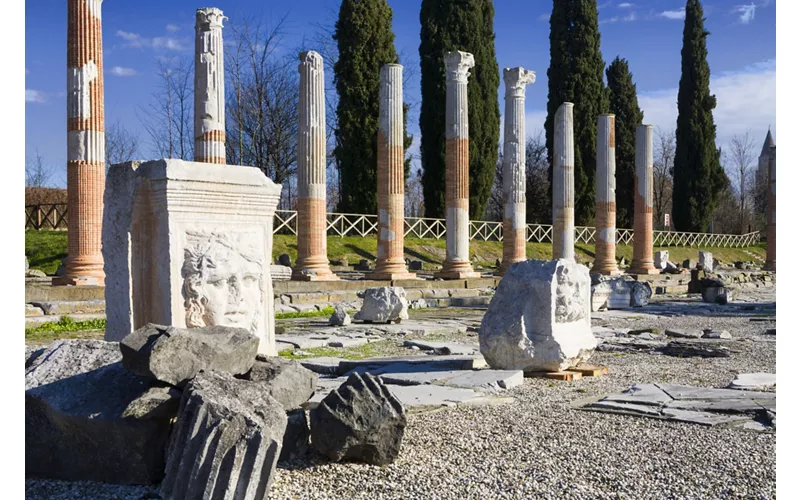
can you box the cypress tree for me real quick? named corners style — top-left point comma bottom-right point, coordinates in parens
top-left (606, 56), bottom-right (643, 229)
top-left (672, 0), bottom-right (727, 232)
top-left (419, 0), bottom-right (500, 219)
top-left (333, 0), bottom-right (411, 214)
top-left (544, 0), bottom-right (608, 225)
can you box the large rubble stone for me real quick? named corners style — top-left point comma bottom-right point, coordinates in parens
top-left (310, 373), bottom-right (407, 465)
top-left (590, 276), bottom-right (650, 311)
top-left (161, 371), bottom-right (288, 500)
top-left (655, 251), bottom-right (669, 270)
top-left (25, 340), bottom-right (177, 484)
top-left (480, 259), bottom-right (596, 372)
top-left (238, 355), bottom-right (318, 410)
top-left (699, 251), bottom-right (714, 272)
top-left (329, 304), bottom-right (352, 326)
top-left (354, 287), bottom-right (409, 324)
top-left (120, 324), bottom-right (259, 387)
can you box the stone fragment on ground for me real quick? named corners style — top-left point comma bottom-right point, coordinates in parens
top-left (161, 371), bottom-right (287, 500)
top-left (480, 259), bottom-right (596, 372)
top-left (660, 340), bottom-right (735, 358)
top-left (271, 264), bottom-right (292, 281)
top-left (702, 329), bottom-right (732, 339)
top-left (402, 339), bottom-right (480, 356)
top-left (329, 304), bottom-right (351, 326)
top-left (120, 324), bottom-right (258, 387)
top-left (665, 328), bottom-right (704, 339)
top-left (727, 373), bottom-right (776, 391)
top-left (354, 287), bottom-right (409, 324)
top-left (280, 409), bottom-right (311, 462)
top-left (310, 373), bottom-right (407, 465)
top-left (237, 354), bottom-right (317, 410)
top-left (26, 340), bottom-right (176, 484)
top-left (299, 357), bottom-right (346, 375)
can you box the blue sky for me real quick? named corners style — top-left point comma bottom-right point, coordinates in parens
top-left (25, 0), bottom-right (776, 187)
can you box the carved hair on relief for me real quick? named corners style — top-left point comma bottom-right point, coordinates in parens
top-left (554, 263), bottom-right (587, 324)
top-left (181, 230), bottom-right (264, 334)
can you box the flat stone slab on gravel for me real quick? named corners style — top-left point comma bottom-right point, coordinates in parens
top-left (299, 357), bottom-right (345, 375)
top-left (402, 340), bottom-right (480, 356)
top-left (728, 373), bottom-right (776, 391)
top-left (665, 328), bottom-right (704, 339)
top-left (339, 355), bottom-right (487, 372)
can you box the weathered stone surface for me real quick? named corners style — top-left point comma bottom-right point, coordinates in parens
top-left (271, 264), bottom-right (292, 281)
top-left (120, 324), bottom-right (259, 387)
top-left (699, 251), bottom-right (714, 272)
top-left (26, 340), bottom-right (175, 484)
top-left (702, 329), bottom-right (732, 340)
top-left (591, 276), bottom-right (649, 310)
top-left (161, 371), bottom-right (288, 500)
top-left (310, 373), bottom-right (407, 465)
top-left (665, 328), bottom-right (704, 339)
top-left (630, 282), bottom-right (651, 307)
top-left (604, 383), bottom-right (672, 406)
top-left (280, 409), bottom-right (310, 462)
top-left (481, 259), bottom-right (596, 372)
top-left (238, 355), bottom-right (318, 410)
top-left (354, 287), bottom-right (409, 323)
top-left (660, 340), bottom-right (732, 358)
top-left (329, 304), bottom-right (352, 326)
top-left (26, 269), bottom-right (46, 278)
top-left (728, 373), bottom-right (776, 391)
top-left (654, 251), bottom-right (669, 270)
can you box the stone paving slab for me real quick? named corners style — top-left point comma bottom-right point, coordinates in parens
top-left (401, 340), bottom-right (480, 356)
top-left (728, 373), bottom-right (776, 391)
top-left (339, 355), bottom-right (487, 372)
top-left (660, 408), bottom-right (753, 427)
top-left (299, 357), bottom-right (346, 375)
top-left (604, 383), bottom-right (672, 406)
top-left (655, 384), bottom-right (775, 400)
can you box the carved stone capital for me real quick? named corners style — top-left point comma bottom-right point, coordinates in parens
top-left (299, 51), bottom-right (323, 72)
top-left (503, 67), bottom-right (536, 97)
top-left (196, 8), bottom-right (227, 30)
top-left (444, 51), bottom-right (475, 84)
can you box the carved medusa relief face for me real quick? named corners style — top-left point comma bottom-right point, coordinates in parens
top-left (182, 232), bottom-right (264, 333)
top-left (554, 264), bottom-right (587, 324)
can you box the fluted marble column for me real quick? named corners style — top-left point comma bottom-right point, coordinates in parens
top-left (764, 145), bottom-right (776, 271)
top-left (293, 51), bottom-right (337, 281)
top-left (552, 102), bottom-right (575, 261)
top-left (498, 67), bottom-right (536, 275)
top-left (369, 64), bottom-right (416, 281)
top-left (592, 114), bottom-right (621, 275)
top-left (57, 0), bottom-right (106, 286)
top-left (436, 51), bottom-right (480, 279)
top-left (629, 124), bottom-right (659, 275)
top-left (194, 8), bottom-right (227, 164)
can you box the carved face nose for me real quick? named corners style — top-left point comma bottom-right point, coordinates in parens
top-left (228, 277), bottom-right (243, 303)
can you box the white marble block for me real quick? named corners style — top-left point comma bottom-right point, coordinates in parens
top-left (103, 159), bottom-right (282, 355)
top-left (655, 250), bottom-right (669, 270)
top-left (479, 259), bottom-right (597, 372)
top-left (699, 251), bottom-right (714, 273)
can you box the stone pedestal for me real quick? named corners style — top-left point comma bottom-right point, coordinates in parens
top-left (591, 114), bottom-right (621, 275)
top-left (56, 0), bottom-right (106, 286)
top-left (194, 8), bottom-right (227, 164)
top-left (498, 67), bottom-right (536, 275)
top-left (294, 51), bottom-right (338, 281)
top-left (552, 103), bottom-right (575, 261)
top-left (764, 145), bottom-right (776, 271)
top-left (102, 160), bottom-right (282, 356)
top-left (436, 51), bottom-right (480, 280)
top-left (629, 125), bottom-right (659, 275)
top-left (369, 64), bottom-right (415, 281)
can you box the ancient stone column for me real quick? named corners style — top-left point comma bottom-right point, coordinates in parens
top-left (194, 8), bottom-right (227, 164)
top-left (591, 114), bottom-right (621, 275)
top-left (293, 51), bottom-right (337, 281)
top-left (552, 103), bottom-right (575, 261)
top-left (629, 124), bottom-right (659, 275)
top-left (56, 0), bottom-right (106, 286)
top-left (369, 64), bottom-right (416, 280)
top-left (435, 51), bottom-right (480, 279)
top-left (764, 145), bottom-right (776, 271)
top-left (498, 67), bottom-right (536, 275)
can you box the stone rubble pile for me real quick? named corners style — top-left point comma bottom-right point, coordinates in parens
top-left (590, 274), bottom-right (652, 311)
top-left (355, 287), bottom-right (409, 324)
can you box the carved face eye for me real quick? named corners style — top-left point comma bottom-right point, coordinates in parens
top-left (209, 279), bottom-right (225, 289)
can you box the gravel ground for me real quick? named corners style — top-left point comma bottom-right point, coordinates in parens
top-left (26, 289), bottom-right (776, 499)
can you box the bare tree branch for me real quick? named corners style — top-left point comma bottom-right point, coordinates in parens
top-left (105, 119), bottom-right (140, 167)
top-left (25, 148), bottom-right (54, 188)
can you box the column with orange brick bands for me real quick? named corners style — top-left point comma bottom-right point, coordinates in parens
top-left (369, 64), bottom-right (416, 280)
top-left (764, 145), bottom-right (776, 271)
top-left (57, 0), bottom-right (106, 286)
top-left (436, 51), bottom-right (479, 279)
top-left (591, 114), bottom-right (621, 275)
top-left (629, 124), bottom-right (659, 275)
top-left (498, 67), bottom-right (536, 275)
top-left (194, 8), bottom-right (227, 164)
top-left (552, 102), bottom-right (575, 261)
top-left (293, 51), bottom-right (337, 281)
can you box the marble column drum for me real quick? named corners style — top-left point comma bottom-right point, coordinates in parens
top-left (194, 8), bottom-right (227, 164)
top-left (552, 103), bottom-right (575, 261)
top-left (498, 67), bottom-right (536, 275)
top-left (764, 145), bottom-right (776, 271)
top-left (435, 51), bottom-right (480, 279)
top-left (629, 124), bottom-right (659, 275)
top-left (56, 0), bottom-right (106, 286)
top-left (293, 51), bottom-right (337, 281)
top-left (369, 64), bottom-right (416, 280)
top-left (591, 114), bottom-right (621, 275)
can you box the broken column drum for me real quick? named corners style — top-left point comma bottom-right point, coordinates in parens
top-left (294, 51), bottom-right (337, 281)
top-left (436, 51), bottom-right (480, 279)
top-left (194, 8), bottom-right (227, 164)
top-left (764, 145), bottom-right (776, 271)
top-left (58, 0), bottom-right (106, 286)
top-left (499, 67), bottom-right (536, 274)
top-left (591, 114), bottom-right (621, 275)
top-left (552, 103), bottom-right (575, 260)
top-left (370, 64), bottom-right (415, 280)
top-left (629, 124), bottom-right (658, 275)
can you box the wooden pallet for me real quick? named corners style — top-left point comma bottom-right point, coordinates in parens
top-left (525, 365), bottom-right (608, 381)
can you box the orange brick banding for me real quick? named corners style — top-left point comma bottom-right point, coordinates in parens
top-left (764, 145), bottom-right (776, 271)
top-left (194, 8), bottom-right (227, 165)
top-left (629, 124), bottom-right (659, 275)
top-left (552, 103), bottom-right (575, 261)
top-left (591, 114), bottom-right (621, 275)
top-left (57, 0), bottom-right (106, 286)
top-left (293, 51), bottom-right (337, 281)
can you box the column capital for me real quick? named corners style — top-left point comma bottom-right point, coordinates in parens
top-left (196, 8), bottom-right (227, 30)
top-left (444, 51), bottom-right (475, 84)
top-left (503, 67), bottom-right (536, 97)
top-left (299, 51), bottom-right (323, 71)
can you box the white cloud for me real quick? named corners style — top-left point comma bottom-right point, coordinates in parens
top-left (618, 2), bottom-right (634, 8)
top-left (166, 24), bottom-right (180, 32)
top-left (660, 9), bottom-right (685, 20)
top-left (538, 13), bottom-right (549, 22)
top-left (116, 30), bottom-right (186, 51)
top-left (733, 3), bottom-right (757, 24)
top-left (601, 12), bottom-right (637, 24)
top-left (110, 66), bottom-right (137, 76)
top-left (25, 90), bottom-right (46, 103)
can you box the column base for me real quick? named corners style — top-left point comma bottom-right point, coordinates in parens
top-left (590, 264), bottom-right (622, 276)
top-left (434, 270), bottom-right (481, 280)
top-left (52, 275), bottom-right (104, 286)
top-left (366, 271), bottom-right (419, 281)
top-left (762, 261), bottom-right (776, 272)
top-left (291, 269), bottom-right (340, 281)
top-left (627, 265), bottom-right (660, 275)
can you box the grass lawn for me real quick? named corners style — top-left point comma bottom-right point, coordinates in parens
top-left (26, 229), bottom-right (68, 275)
